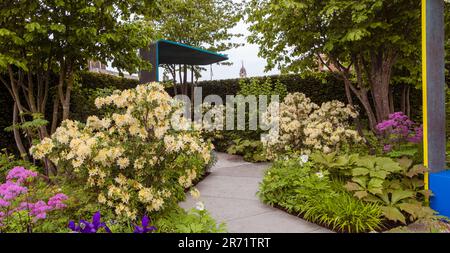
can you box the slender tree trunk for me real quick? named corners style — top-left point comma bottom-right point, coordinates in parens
top-left (406, 85), bottom-right (411, 118)
top-left (389, 86), bottom-right (394, 113)
top-left (401, 84), bottom-right (407, 114)
top-left (51, 97), bottom-right (59, 134)
top-left (13, 102), bottom-right (28, 159)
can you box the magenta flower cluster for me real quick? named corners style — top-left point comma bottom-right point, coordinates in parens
top-left (0, 166), bottom-right (68, 228)
top-left (375, 112), bottom-right (423, 152)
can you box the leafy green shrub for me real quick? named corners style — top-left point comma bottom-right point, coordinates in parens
top-left (0, 149), bottom-right (40, 180)
top-left (258, 158), bottom-right (383, 233)
top-left (263, 93), bottom-right (361, 159)
top-left (154, 206), bottom-right (226, 233)
top-left (30, 83), bottom-right (213, 223)
top-left (227, 139), bottom-right (268, 162)
top-left (311, 152), bottom-right (434, 224)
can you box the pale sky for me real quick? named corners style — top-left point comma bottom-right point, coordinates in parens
top-left (196, 20), bottom-right (280, 81)
top-left (156, 20), bottom-right (280, 81)
top-left (109, 5), bottom-right (280, 81)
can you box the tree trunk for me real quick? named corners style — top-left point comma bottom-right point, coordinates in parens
top-left (58, 62), bottom-right (73, 121)
top-left (51, 97), bottom-right (59, 134)
top-left (389, 86), bottom-right (394, 113)
top-left (366, 50), bottom-right (397, 122)
top-left (13, 102), bottom-right (28, 159)
top-left (406, 85), bottom-right (411, 118)
top-left (401, 84), bottom-right (407, 114)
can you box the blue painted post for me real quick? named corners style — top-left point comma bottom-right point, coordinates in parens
top-left (422, 0), bottom-right (448, 216)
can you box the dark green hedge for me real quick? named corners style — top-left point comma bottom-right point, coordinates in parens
top-left (0, 71), bottom-right (424, 153)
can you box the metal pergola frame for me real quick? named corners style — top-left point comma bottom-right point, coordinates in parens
top-left (138, 39), bottom-right (228, 84)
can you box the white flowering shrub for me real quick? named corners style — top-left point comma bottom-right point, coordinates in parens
top-left (30, 83), bottom-right (213, 220)
top-left (263, 92), bottom-right (361, 159)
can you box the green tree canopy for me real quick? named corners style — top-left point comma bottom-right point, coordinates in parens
top-left (150, 0), bottom-right (243, 95)
top-left (246, 0), bottom-right (448, 131)
top-left (0, 0), bottom-right (156, 161)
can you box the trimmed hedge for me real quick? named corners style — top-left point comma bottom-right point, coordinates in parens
top-left (0, 71), bottom-right (424, 153)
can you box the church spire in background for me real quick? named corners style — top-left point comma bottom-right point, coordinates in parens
top-left (239, 61), bottom-right (247, 78)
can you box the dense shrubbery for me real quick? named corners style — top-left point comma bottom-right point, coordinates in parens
top-left (258, 157), bottom-right (383, 233)
top-left (310, 152), bottom-right (433, 224)
top-left (30, 83), bottom-right (214, 228)
top-left (263, 93), bottom-right (361, 159)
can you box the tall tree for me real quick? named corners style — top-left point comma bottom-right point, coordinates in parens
top-left (246, 0), bottom-right (438, 131)
top-left (0, 0), bottom-right (155, 159)
top-left (151, 0), bottom-right (243, 96)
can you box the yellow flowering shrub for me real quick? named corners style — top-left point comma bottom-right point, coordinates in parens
top-left (263, 92), bottom-right (361, 159)
top-left (30, 83), bottom-right (213, 220)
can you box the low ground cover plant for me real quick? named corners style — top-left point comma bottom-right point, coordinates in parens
top-left (258, 157), bottom-right (383, 233)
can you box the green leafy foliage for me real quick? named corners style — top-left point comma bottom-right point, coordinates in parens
top-left (258, 158), bottom-right (382, 233)
top-left (311, 152), bottom-right (434, 224)
top-left (154, 207), bottom-right (226, 233)
top-left (0, 149), bottom-right (40, 180)
top-left (227, 139), bottom-right (268, 162)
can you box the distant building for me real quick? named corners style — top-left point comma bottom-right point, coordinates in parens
top-left (88, 60), bottom-right (138, 80)
top-left (239, 61), bottom-right (247, 78)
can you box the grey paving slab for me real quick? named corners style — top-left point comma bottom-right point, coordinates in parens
top-left (195, 175), bottom-right (261, 200)
top-left (212, 164), bottom-right (268, 178)
top-left (180, 152), bottom-right (332, 233)
top-left (226, 210), bottom-right (323, 233)
top-left (213, 152), bottom-right (251, 169)
top-left (180, 196), bottom-right (277, 222)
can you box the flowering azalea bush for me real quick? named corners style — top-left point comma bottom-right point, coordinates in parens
top-left (376, 112), bottom-right (423, 152)
top-left (30, 83), bottom-right (213, 222)
top-left (263, 93), bottom-right (361, 159)
top-left (0, 166), bottom-right (68, 232)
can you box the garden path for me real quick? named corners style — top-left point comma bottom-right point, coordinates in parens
top-left (180, 152), bottom-right (332, 233)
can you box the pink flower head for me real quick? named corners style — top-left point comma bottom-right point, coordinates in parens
top-left (48, 193), bottom-right (68, 209)
top-left (6, 167), bottom-right (38, 184)
top-left (28, 200), bottom-right (52, 221)
top-left (0, 181), bottom-right (27, 200)
top-left (0, 198), bottom-right (9, 207)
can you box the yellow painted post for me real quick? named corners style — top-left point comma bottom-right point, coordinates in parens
top-left (421, 0), bottom-right (429, 191)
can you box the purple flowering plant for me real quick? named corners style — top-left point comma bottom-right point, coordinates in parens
top-left (68, 211), bottom-right (112, 233)
top-left (0, 166), bottom-right (68, 232)
top-left (133, 215), bottom-right (156, 233)
top-left (375, 112), bottom-right (423, 152)
top-left (68, 212), bottom-right (156, 233)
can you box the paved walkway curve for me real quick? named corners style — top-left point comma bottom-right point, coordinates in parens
top-left (180, 152), bottom-right (332, 233)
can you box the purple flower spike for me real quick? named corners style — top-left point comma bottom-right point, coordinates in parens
top-left (68, 211), bottom-right (112, 233)
top-left (134, 215), bottom-right (156, 233)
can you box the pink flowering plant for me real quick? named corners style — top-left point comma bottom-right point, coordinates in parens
top-left (0, 166), bottom-right (68, 232)
top-left (376, 112), bottom-right (423, 153)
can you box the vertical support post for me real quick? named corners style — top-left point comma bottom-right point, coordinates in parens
top-left (139, 42), bottom-right (159, 84)
top-left (422, 0), bottom-right (448, 216)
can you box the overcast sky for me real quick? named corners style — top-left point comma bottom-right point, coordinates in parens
top-left (196, 20), bottom-right (280, 81)
top-left (156, 20), bottom-right (280, 81)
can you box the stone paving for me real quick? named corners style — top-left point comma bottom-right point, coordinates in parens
top-left (180, 152), bottom-right (332, 233)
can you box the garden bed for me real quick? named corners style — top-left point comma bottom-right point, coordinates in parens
top-left (270, 203), bottom-right (405, 233)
